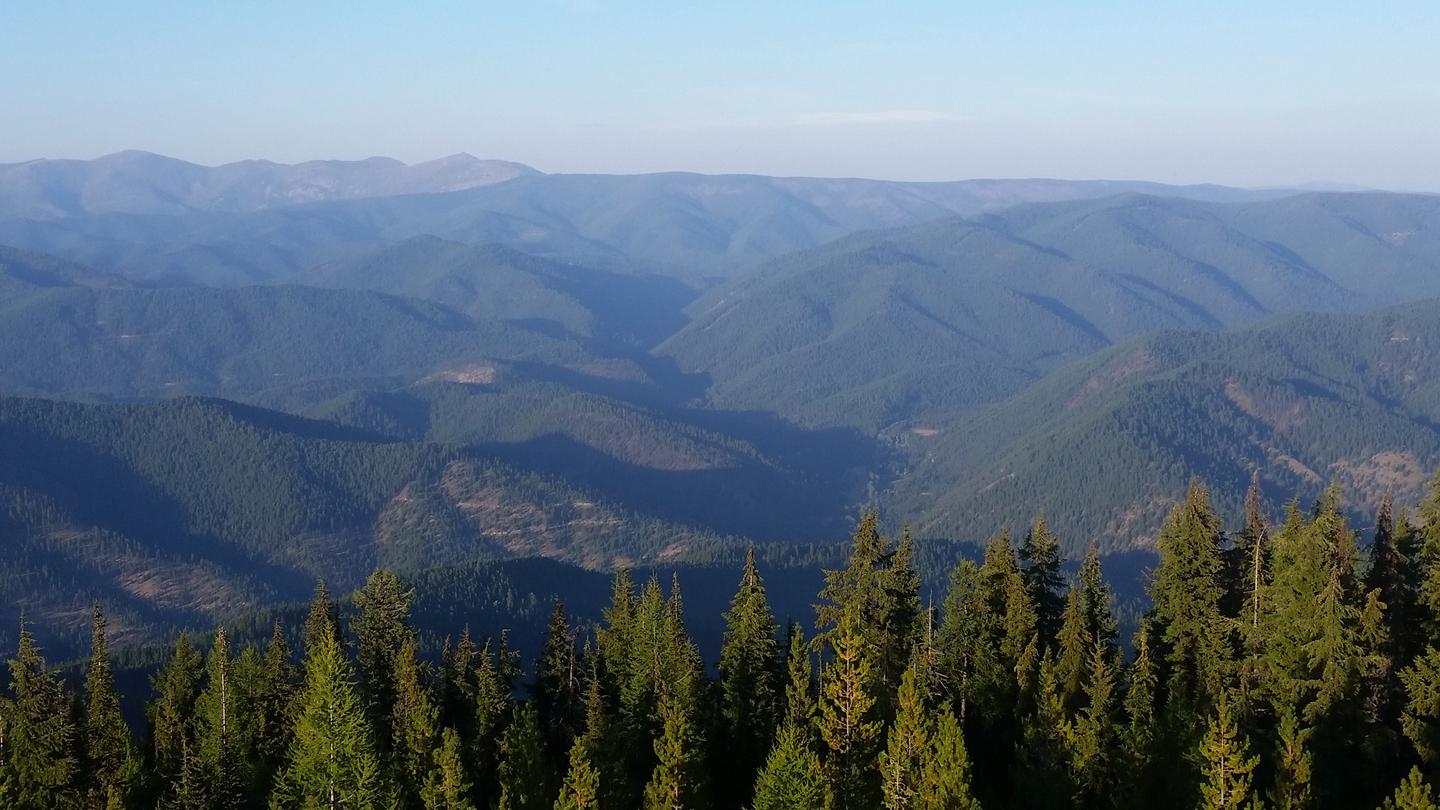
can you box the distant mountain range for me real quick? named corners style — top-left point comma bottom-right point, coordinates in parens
top-left (663, 192), bottom-right (1440, 430)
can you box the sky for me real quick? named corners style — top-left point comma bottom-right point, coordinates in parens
top-left (2, 1), bottom-right (1438, 189)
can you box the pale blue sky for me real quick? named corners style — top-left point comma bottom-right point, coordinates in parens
top-left (3, 1), bottom-right (1438, 188)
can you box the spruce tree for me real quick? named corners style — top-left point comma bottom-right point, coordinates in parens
top-left (148, 632), bottom-right (204, 791)
top-left (533, 600), bottom-right (584, 758)
top-left (782, 621), bottom-right (815, 729)
top-left (718, 545), bottom-right (780, 801)
top-left (1069, 642), bottom-right (1120, 807)
top-left (421, 727), bottom-right (475, 810)
top-left (938, 558), bottom-right (1007, 725)
top-left (0, 618), bottom-right (78, 808)
top-left (1402, 645), bottom-right (1440, 765)
top-left (1149, 479), bottom-right (1231, 711)
top-left (1385, 767), bottom-right (1440, 810)
top-left (1197, 693), bottom-right (1260, 810)
top-left (751, 723), bottom-right (827, 810)
top-left (271, 631), bottom-right (387, 809)
top-left (256, 619), bottom-right (296, 780)
top-left (1077, 543), bottom-right (1118, 658)
top-left (1269, 706), bottom-right (1313, 810)
top-left (553, 736), bottom-right (600, 810)
top-left (392, 635), bottom-right (440, 807)
top-left (641, 678), bottom-right (703, 810)
top-left (920, 707), bottom-right (980, 810)
top-left (83, 605), bottom-right (134, 808)
top-left (474, 638), bottom-right (516, 807)
top-left (302, 579), bottom-right (340, 656)
top-left (1019, 514), bottom-right (1066, 648)
top-left (194, 627), bottom-right (248, 809)
top-left (353, 569), bottom-right (416, 754)
top-left (498, 705), bottom-right (552, 810)
top-left (1054, 586), bottom-right (1092, 715)
top-left (879, 662), bottom-right (930, 810)
top-left (817, 606), bottom-right (881, 810)
top-left (1122, 622), bottom-right (1160, 805)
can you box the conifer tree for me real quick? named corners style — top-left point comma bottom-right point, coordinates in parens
top-left (1122, 622), bottom-right (1160, 804)
top-left (1198, 693), bottom-right (1260, 810)
top-left (1069, 642), bottom-right (1120, 807)
top-left (1077, 543), bottom-right (1118, 658)
top-left (302, 579), bottom-right (340, 656)
top-left (818, 606), bottom-right (881, 810)
top-left (354, 569), bottom-right (416, 754)
top-left (1004, 569), bottom-right (1041, 704)
top-left (194, 628), bottom-right (248, 809)
top-left (148, 632), bottom-right (204, 790)
top-left (553, 736), bottom-right (601, 810)
top-left (271, 631), bottom-right (387, 809)
top-left (751, 723), bottom-right (827, 810)
top-left (1019, 514), bottom-right (1066, 648)
top-left (1018, 653), bottom-right (1073, 809)
top-left (421, 727), bottom-right (475, 810)
top-left (1385, 767), bottom-right (1440, 810)
top-left (920, 707), bottom-right (980, 810)
top-left (879, 662), bottom-right (931, 810)
top-left (534, 600), bottom-right (584, 757)
top-left (817, 508), bottom-right (909, 704)
top-left (1418, 471), bottom-right (1440, 639)
top-left (1402, 645), bottom-right (1440, 765)
top-left (256, 619), bottom-right (296, 779)
top-left (82, 605), bottom-right (134, 808)
top-left (1269, 706), bottom-right (1313, 810)
top-left (392, 635), bottom-right (440, 807)
top-left (439, 628), bottom-right (478, 738)
top-left (474, 638), bottom-right (516, 807)
top-left (160, 735), bottom-right (208, 810)
top-left (718, 545), bottom-right (780, 800)
top-left (939, 558), bottom-right (1006, 724)
top-left (1055, 586), bottom-right (1092, 714)
top-left (642, 679), bottom-right (702, 810)
top-left (0, 618), bottom-right (78, 808)
top-left (782, 621), bottom-right (815, 729)
top-left (884, 525), bottom-right (925, 681)
top-left (1149, 480), bottom-right (1231, 711)
top-left (499, 705), bottom-right (552, 810)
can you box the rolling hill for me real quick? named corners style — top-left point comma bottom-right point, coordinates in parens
top-left (661, 192), bottom-right (1440, 431)
top-left (891, 299), bottom-right (1440, 554)
top-left (0, 395), bottom-right (742, 652)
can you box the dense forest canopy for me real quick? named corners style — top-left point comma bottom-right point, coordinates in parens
top-left (6, 473), bottom-right (1440, 809)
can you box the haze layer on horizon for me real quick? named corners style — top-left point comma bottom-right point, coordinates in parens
top-left (3, 1), bottom-right (1438, 191)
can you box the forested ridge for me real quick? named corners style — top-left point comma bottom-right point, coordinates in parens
top-left (7, 474), bottom-right (1440, 808)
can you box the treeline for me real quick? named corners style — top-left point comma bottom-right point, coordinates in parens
top-left (7, 475), bottom-right (1440, 808)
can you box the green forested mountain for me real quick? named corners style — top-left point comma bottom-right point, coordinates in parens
top-left (0, 277), bottom-right (598, 407)
top-left (299, 235), bottom-right (696, 349)
top-left (894, 298), bottom-right (1440, 553)
top-left (662, 192), bottom-right (1440, 430)
top-left (8, 477), bottom-right (1440, 809)
top-left (0, 165), bottom-right (1298, 286)
top-left (0, 396), bottom-right (746, 652)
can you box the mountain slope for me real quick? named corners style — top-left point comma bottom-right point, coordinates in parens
top-left (662, 192), bottom-right (1440, 431)
top-left (892, 299), bottom-right (1440, 553)
top-left (0, 396), bottom-right (734, 649)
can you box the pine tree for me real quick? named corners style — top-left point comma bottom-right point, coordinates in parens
top-left (392, 635), bottom-right (440, 807)
top-left (148, 632), bottom-right (204, 790)
top-left (533, 600), bottom-right (584, 758)
top-left (1019, 514), bottom-right (1066, 648)
top-left (271, 631), bottom-right (387, 809)
top-left (1385, 767), bottom-right (1440, 810)
top-left (879, 662), bottom-right (930, 810)
top-left (641, 675), bottom-right (703, 810)
top-left (302, 579), bottom-right (340, 656)
top-left (354, 569), bottom-right (416, 754)
top-left (0, 618), bottom-right (78, 808)
top-left (421, 727), bottom-right (475, 810)
top-left (499, 705), bottom-right (552, 810)
top-left (1269, 705), bottom-right (1313, 810)
top-left (194, 627), bottom-right (248, 809)
top-left (82, 605), bottom-right (134, 808)
top-left (1077, 543), bottom-right (1118, 658)
top-left (920, 707), bottom-right (980, 810)
top-left (1069, 642), bottom-right (1120, 807)
top-left (1054, 586), bottom-right (1092, 715)
top-left (817, 606), bottom-right (881, 810)
top-left (1197, 693), bottom-right (1260, 810)
top-left (718, 545), bottom-right (780, 802)
top-left (553, 734), bottom-right (601, 810)
top-left (751, 723), bottom-right (827, 810)
top-left (1149, 480), bottom-right (1232, 711)
top-left (782, 621), bottom-right (815, 729)
top-left (256, 619), bottom-right (296, 780)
